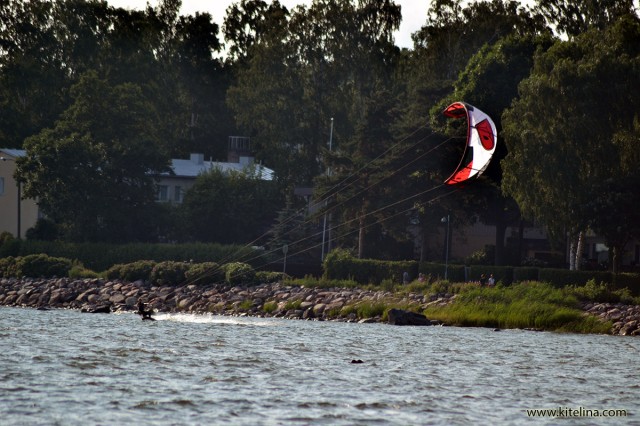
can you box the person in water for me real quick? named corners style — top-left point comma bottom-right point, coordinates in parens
top-left (137, 300), bottom-right (153, 319)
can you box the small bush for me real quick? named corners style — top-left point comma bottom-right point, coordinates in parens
top-left (106, 260), bottom-right (156, 282)
top-left (263, 301), bottom-right (278, 314)
top-left (356, 301), bottom-right (387, 319)
top-left (0, 256), bottom-right (17, 278)
top-left (150, 261), bottom-right (190, 286)
top-left (255, 270), bottom-right (284, 284)
top-left (0, 232), bottom-right (20, 257)
top-left (68, 261), bottom-right (100, 279)
top-left (185, 262), bottom-right (222, 285)
top-left (224, 262), bottom-right (256, 286)
top-left (13, 254), bottom-right (72, 278)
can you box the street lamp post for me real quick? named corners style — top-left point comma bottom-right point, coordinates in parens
top-left (441, 214), bottom-right (450, 280)
top-left (0, 156), bottom-right (20, 238)
top-left (321, 118), bottom-right (334, 262)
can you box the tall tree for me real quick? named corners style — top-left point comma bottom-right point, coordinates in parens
top-left (534, 0), bottom-right (637, 38)
top-left (180, 168), bottom-right (282, 244)
top-left (16, 71), bottom-right (171, 242)
top-left (501, 14), bottom-right (640, 272)
top-left (0, 1), bottom-right (69, 147)
top-left (430, 34), bottom-right (554, 265)
top-left (396, 0), bottom-right (549, 263)
top-left (227, 0), bottom-right (401, 190)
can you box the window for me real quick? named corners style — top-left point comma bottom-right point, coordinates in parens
top-left (156, 185), bottom-right (169, 202)
top-left (174, 186), bottom-right (183, 203)
top-left (0, 177), bottom-right (4, 195)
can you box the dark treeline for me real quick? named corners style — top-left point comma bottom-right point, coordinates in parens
top-left (1, 0), bottom-right (638, 271)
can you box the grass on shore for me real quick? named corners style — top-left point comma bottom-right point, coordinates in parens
top-left (423, 281), bottom-right (612, 334)
top-left (286, 276), bottom-right (616, 334)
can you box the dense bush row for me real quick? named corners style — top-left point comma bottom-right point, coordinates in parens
top-left (323, 249), bottom-right (640, 295)
top-left (0, 236), bottom-right (265, 272)
top-left (0, 254), bottom-right (73, 278)
top-left (0, 254), bottom-right (283, 287)
top-left (2, 242), bottom-right (640, 295)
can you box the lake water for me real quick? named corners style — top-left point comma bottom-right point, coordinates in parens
top-left (1, 306), bottom-right (638, 425)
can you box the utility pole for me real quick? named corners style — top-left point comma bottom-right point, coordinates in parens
top-left (441, 214), bottom-right (450, 280)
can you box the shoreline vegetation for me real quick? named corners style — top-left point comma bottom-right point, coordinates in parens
top-left (1, 276), bottom-right (639, 336)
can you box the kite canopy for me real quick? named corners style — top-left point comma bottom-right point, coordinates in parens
top-left (443, 102), bottom-right (497, 185)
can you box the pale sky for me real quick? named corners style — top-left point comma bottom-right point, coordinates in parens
top-left (106, 0), bottom-right (435, 50)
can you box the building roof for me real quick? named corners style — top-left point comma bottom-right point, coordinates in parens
top-left (0, 149), bottom-right (26, 158)
top-left (0, 149), bottom-right (274, 180)
top-left (168, 153), bottom-right (274, 181)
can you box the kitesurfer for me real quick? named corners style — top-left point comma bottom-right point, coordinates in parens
top-left (137, 300), bottom-right (153, 320)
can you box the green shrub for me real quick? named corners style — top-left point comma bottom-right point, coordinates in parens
top-left (513, 267), bottom-right (539, 282)
top-left (356, 301), bottom-right (386, 319)
top-left (569, 279), bottom-right (640, 304)
top-left (15, 254), bottom-right (72, 278)
top-left (68, 261), bottom-right (100, 279)
top-left (0, 256), bottom-right (17, 278)
top-left (285, 275), bottom-right (360, 289)
top-left (284, 299), bottom-right (302, 310)
top-left (0, 232), bottom-right (20, 257)
top-left (255, 270), bottom-right (284, 284)
top-left (185, 262), bottom-right (222, 285)
top-left (539, 268), bottom-right (612, 288)
top-left (613, 273), bottom-right (640, 296)
top-left (13, 240), bottom-right (263, 272)
top-left (224, 262), bottom-right (256, 286)
top-left (419, 262), bottom-right (466, 282)
top-left (263, 301), bottom-right (278, 314)
top-left (150, 261), bottom-right (190, 286)
top-left (106, 260), bottom-right (156, 282)
top-left (323, 248), bottom-right (418, 284)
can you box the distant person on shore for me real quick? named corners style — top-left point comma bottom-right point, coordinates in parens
top-left (488, 274), bottom-right (495, 286)
top-left (480, 274), bottom-right (487, 287)
top-left (403, 271), bottom-right (410, 284)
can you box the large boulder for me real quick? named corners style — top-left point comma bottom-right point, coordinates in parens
top-left (387, 308), bottom-right (432, 326)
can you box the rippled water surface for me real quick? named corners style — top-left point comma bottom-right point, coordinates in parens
top-left (1, 306), bottom-right (639, 425)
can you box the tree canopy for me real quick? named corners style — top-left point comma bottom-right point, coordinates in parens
top-left (501, 14), bottom-right (640, 271)
top-left (1, 0), bottom-right (639, 271)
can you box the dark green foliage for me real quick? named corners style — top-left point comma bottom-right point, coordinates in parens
top-left (149, 261), bottom-right (190, 286)
top-left (570, 279), bottom-right (630, 304)
top-left (613, 273), bottom-right (640, 296)
top-left (106, 260), bottom-right (157, 282)
top-left (185, 262), bottom-right (222, 286)
top-left (539, 268), bottom-right (612, 288)
top-left (255, 271), bottom-right (285, 284)
top-left (224, 262), bottom-right (256, 286)
top-left (0, 256), bottom-right (17, 278)
top-left (513, 267), bottom-right (541, 282)
top-left (419, 262), bottom-right (466, 282)
top-left (11, 254), bottom-right (72, 278)
top-left (468, 266), bottom-right (514, 285)
top-left (323, 248), bottom-right (417, 284)
top-left (13, 240), bottom-right (258, 271)
top-left (25, 218), bottom-right (58, 241)
top-left (0, 232), bottom-right (20, 257)
top-left (180, 168), bottom-right (283, 244)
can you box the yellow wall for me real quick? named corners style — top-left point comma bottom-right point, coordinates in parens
top-left (0, 153), bottom-right (39, 238)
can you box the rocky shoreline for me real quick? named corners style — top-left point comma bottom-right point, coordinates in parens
top-left (1, 277), bottom-right (638, 335)
top-left (0, 277), bottom-right (442, 324)
top-left (581, 302), bottom-right (640, 336)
